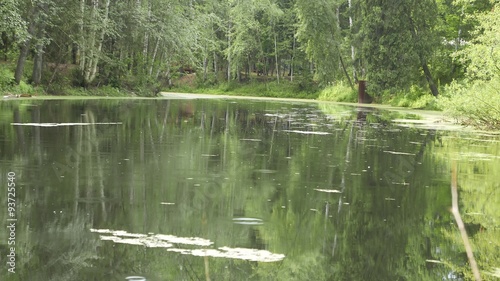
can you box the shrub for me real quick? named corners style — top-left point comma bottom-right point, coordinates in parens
top-left (0, 65), bottom-right (38, 94)
top-left (317, 82), bottom-right (357, 102)
top-left (0, 67), bottom-right (16, 90)
top-left (381, 85), bottom-right (438, 109)
top-left (439, 79), bottom-right (500, 129)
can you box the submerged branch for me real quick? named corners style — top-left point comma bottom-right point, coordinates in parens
top-left (450, 163), bottom-right (482, 281)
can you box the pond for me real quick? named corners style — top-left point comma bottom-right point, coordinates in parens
top-left (0, 96), bottom-right (499, 280)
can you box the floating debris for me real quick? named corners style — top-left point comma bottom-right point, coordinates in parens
top-left (314, 189), bottom-right (342, 193)
top-left (3, 94), bottom-right (32, 98)
top-left (168, 246), bottom-right (285, 263)
top-left (232, 217), bottom-right (263, 221)
top-left (282, 130), bottom-right (331, 135)
top-left (90, 229), bottom-right (213, 246)
top-left (385, 198), bottom-right (396, 201)
top-left (232, 218), bottom-right (264, 225)
top-left (91, 229), bottom-right (147, 238)
top-left (160, 202), bottom-right (175, 205)
top-left (383, 150), bottom-right (416, 156)
top-left (90, 228), bottom-right (284, 262)
top-left (392, 182), bottom-right (410, 186)
top-left (125, 277), bottom-right (146, 281)
top-left (240, 139), bottom-right (262, 142)
top-left (255, 169), bottom-right (277, 174)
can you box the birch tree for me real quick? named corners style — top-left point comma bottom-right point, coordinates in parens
top-left (78, 0), bottom-right (112, 86)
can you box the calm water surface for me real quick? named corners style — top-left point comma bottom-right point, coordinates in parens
top-left (0, 97), bottom-right (499, 280)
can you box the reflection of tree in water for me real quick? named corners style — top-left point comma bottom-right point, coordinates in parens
top-left (17, 216), bottom-right (100, 281)
top-left (251, 109), bottom-right (456, 280)
top-left (3, 99), bottom-right (497, 280)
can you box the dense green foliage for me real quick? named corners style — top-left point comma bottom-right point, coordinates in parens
top-left (0, 0), bottom-right (499, 127)
top-left (438, 2), bottom-right (500, 129)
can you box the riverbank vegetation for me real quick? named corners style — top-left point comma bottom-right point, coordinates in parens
top-left (0, 0), bottom-right (499, 128)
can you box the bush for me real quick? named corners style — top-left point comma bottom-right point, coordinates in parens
top-left (0, 67), bottom-right (16, 90)
top-left (64, 86), bottom-right (131, 97)
top-left (0, 65), bottom-right (38, 94)
top-left (438, 79), bottom-right (500, 129)
top-left (381, 85), bottom-right (438, 109)
top-left (317, 82), bottom-right (357, 102)
top-left (170, 77), bottom-right (319, 99)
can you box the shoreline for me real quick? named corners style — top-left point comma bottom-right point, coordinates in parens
top-left (0, 91), bottom-right (478, 132)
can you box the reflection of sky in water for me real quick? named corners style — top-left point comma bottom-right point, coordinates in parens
top-left (91, 229), bottom-right (285, 262)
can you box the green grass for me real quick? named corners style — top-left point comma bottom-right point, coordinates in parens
top-left (170, 79), bottom-right (320, 99)
top-left (317, 82), bottom-right (357, 102)
top-left (379, 85), bottom-right (439, 110)
top-left (63, 86), bottom-right (133, 97)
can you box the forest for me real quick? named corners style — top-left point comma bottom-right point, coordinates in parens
top-left (1, 0), bottom-right (499, 129)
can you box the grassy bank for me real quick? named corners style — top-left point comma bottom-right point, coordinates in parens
top-left (317, 82), bottom-right (439, 110)
top-left (170, 74), bottom-right (320, 99)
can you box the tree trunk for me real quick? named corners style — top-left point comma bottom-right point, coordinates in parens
top-left (83, 0), bottom-right (99, 85)
top-left (149, 37), bottom-right (160, 76)
top-left (15, 6), bottom-right (37, 85)
top-left (32, 5), bottom-right (48, 86)
top-left (338, 50), bottom-right (354, 90)
top-left (408, 17), bottom-right (439, 97)
top-left (203, 55), bottom-right (208, 81)
top-left (290, 35), bottom-right (295, 82)
top-left (15, 41), bottom-right (31, 85)
top-left (142, 0), bottom-right (151, 67)
top-left (264, 57), bottom-right (268, 77)
top-left (227, 22), bottom-right (232, 81)
top-left (422, 60), bottom-right (439, 97)
top-left (274, 27), bottom-right (279, 84)
top-left (31, 42), bottom-right (43, 86)
top-left (88, 0), bottom-right (111, 83)
top-left (245, 56), bottom-right (249, 79)
top-left (349, 0), bottom-right (356, 81)
top-left (78, 0), bottom-right (86, 70)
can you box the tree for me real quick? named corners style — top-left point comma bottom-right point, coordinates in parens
top-left (0, 0), bottom-right (27, 60)
top-left (77, 0), bottom-right (112, 86)
top-left (296, 0), bottom-right (354, 88)
top-left (459, 2), bottom-right (500, 81)
top-left (357, 0), bottom-right (441, 96)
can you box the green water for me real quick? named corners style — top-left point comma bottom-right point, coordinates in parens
top-left (0, 97), bottom-right (499, 280)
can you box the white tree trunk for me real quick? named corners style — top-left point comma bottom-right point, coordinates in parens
top-left (84, 0), bottom-right (98, 84)
top-left (291, 35), bottom-right (295, 82)
top-left (143, 0), bottom-right (151, 65)
top-left (349, 0), bottom-right (356, 80)
top-left (79, 0), bottom-right (86, 71)
top-left (89, 0), bottom-right (110, 83)
top-left (149, 37), bottom-right (160, 76)
top-left (274, 26), bottom-right (279, 84)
